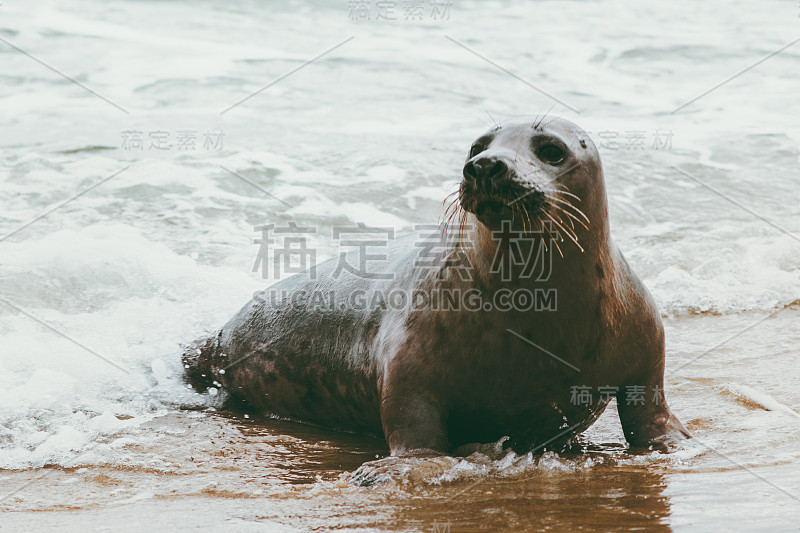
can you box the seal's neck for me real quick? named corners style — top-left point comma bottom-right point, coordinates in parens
top-left (457, 209), bottom-right (611, 291)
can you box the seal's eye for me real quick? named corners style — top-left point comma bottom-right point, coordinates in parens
top-left (469, 144), bottom-right (484, 159)
top-left (537, 144), bottom-right (566, 165)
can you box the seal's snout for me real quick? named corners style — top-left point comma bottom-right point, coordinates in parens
top-left (463, 154), bottom-right (512, 191)
top-left (460, 151), bottom-right (521, 218)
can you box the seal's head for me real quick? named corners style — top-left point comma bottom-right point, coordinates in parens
top-left (458, 117), bottom-right (605, 247)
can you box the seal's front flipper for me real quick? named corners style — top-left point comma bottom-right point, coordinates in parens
top-left (348, 454), bottom-right (455, 487)
top-left (616, 383), bottom-right (691, 451)
top-left (380, 377), bottom-right (450, 455)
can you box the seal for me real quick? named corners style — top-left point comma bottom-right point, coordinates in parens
top-left (183, 116), bottom-right (690, 469)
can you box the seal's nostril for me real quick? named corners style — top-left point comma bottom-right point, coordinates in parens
top-left (465, 156), bottom-right (510, 185)
top-left (489, 160), bottom-right (508, 180)
top-left (463, 162), bottom-right (477, 181)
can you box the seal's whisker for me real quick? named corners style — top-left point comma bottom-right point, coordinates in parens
top-left (548, 198), bottom-right (590, 231)
top-left (449, 202), bottom-right (463, 239)
top-left (442, 189), bottom-right (460, 206)
top-left (551, 236), bottom-right (564, 258)
top-left (556, 202), bottom-right (591, 229)
top-left (551, 185), bottom-right (581, 202)
top-left (482, 105), bottom-right (499, 128)
top-left (451, 213), bottom-right (465, 248)
top-left (522, 204), bottom-right (532, 237)
top-left (519, 203), bottom-right (532, 238)
top-left (525, 206), bottom-right (553, 254)
top-left (440, 199), bottom-right (455, 223)
top-left (439, 192), bottom-right (464, 243)
top-left (557, 210), bottom-right (581, 243)
top-left (533, 105), bottom-right (556, 130)
top-left (521, 204), bottom-right (534, 241)
top-left (548, 195), bottom-right (590, 225)
top-left (555, 205), bottom-right (589, 231)
top-left (544, 211), bottom-right (584, 253)
top-left (550, 210), bottom-right (580, 245)
top-left (545, 218), bottom-right (564, 258)
top-left (447, 206), bottom-right (460, 244)
top-left (522, 204), bottom-right (543, 252)
top-left (441, 200), bottom-right (458, 228)
top-left (542, 116), bottom-right (559, 129)
top-left (458, 210), bottom-right (468, 252)
top-left (440, 208), bottom-right (452, 232)
top-left (548, 193), bottom-right (590, 225)
top-left (552, 221), bottom-right (581, 254)
top-left (538, 217), bottom-right (550, 253)
top-left (555, 204), bottom-right (577, 231)
top-left (443, 189), bottom-right (461, 213)
top-left (441, 198), bottom-right (467, 262)
top-left (439, 206), bottom-right (452, 237)
top-left (443, 189), bottom-right (464, 222)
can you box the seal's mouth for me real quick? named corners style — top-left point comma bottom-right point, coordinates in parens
top-left (460, 183), bottom-right (546, 219)
top-left (473, 197), bottom-right (509, 214)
